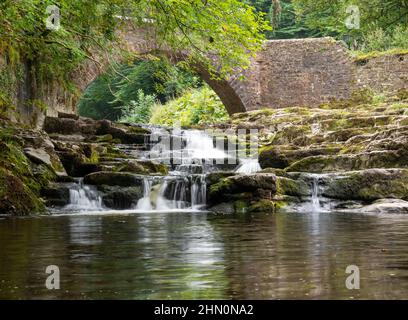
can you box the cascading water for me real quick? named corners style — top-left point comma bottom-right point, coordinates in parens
top-left (191, 175), bottom-right (207, 209)
top-left (136, 178), bottom-right (154, 211)
top-left (311, 175), bottom-right (322, 213)
top-left (183, 130), bottom-right (228, 161)
top-left (56, 128), bottom-right (237, 213)
top-left (235, 158), bottom-right (261, 174)
top-left (134, 128), bottom-right (231, 212)
top-left (64, 179), bottom-right (103, 211)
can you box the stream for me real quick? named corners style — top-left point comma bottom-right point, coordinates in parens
top-left (1, 127), bottom-right (408, 299)
top-left (2, 211), bottom-right (408, 299)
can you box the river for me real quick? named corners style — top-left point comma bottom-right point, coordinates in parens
top-left (1, 210), bottom-right (408, 299)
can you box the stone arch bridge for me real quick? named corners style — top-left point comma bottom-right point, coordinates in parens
top-left (25, 26), bottom-right (408, 122)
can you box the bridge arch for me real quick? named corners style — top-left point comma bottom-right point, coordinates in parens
top-left (73, 26), bottom-right (248, 116)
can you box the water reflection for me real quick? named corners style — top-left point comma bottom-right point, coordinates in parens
top-left (0, 211), bottom-right (408, 299)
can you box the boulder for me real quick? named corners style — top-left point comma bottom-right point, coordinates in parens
top-left (58, 112), bottom-right (79, 120)
top-left (205, 171), bottom-right (236, 185)
top-left (209, 173), bottom-right (277, 203)
top-left (116, 160), bottom-right (169, 175)
top-left (276, 176), bottom-right (310, 197)
top-left (44, 117), bottom-right (81, 135)
top-left (100, 186), bottom-right (143, 210)
top-left (83, 172), bottom-right (144, 187)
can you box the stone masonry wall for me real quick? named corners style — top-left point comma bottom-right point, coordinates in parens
top-left (240, 38), bottom-right (356, 111)
top-left (356, 53), bottom-right (408, 93)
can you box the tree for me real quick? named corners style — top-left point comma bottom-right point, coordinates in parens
top-left (0, 0), bottom-right (269, 90)
top-left (243, 0), bottom-right (325, 39)
top-left (292, 0), bottom-right (408, 45)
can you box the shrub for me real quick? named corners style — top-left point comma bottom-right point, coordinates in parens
top-left (149, 86), bottom-right (229, 127)
top-left (118, 90), bottom-right (156, 124)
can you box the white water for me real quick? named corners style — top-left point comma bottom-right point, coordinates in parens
top-left (136, 174), bottom-right (207, 212)
top-left (191, 175), bottom-right (207, 209)
top-left (60, 129), bottom-right (234, 214)
top-left (136, 178), bottom-right (154, 211)
top-left (235, 158), bottom-right (261, 174)
top-left (311, 175), bottom-right (322, 213)
top-left (65, 179), bottom-right (103, 211)
top-left (183, 130), bottom-right (228, 161)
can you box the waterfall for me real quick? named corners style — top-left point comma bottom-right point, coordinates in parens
top-left (136, 178), bottom-right (154, 211)
top-left (135, 175), bottom-right (206, 211)
top-left (191, 175), bottom-right (207, 209)
top-left (310, 175), bottom-right (323, 213)
top-left (65, 179), bottom-right (103, 211)
top-left (183, 130), bottom-right (228, 161)
top-left (235, 158), bottom-right (261, 174)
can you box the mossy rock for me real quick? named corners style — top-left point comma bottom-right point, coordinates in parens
top-left (286, 150), bottom-right (408, 173)
top-left (138, 160), bottom-right (168, 175)
top-left (276, 176), bottom-right (310, 197)
top-left (247, 200), bottom-right (283, 214)
top-left (115, 160), bottom-right (168, 176)
top-left (41, 183), bottom-right (71, 207)
top-left (95, 134), bottom-right (113, 143)
top-left (205, 171), bottom-right (236, 186)
top-left (322, 169), bottom-right (408, 201)
top-left (126, 126), bottom-right (151, 135)
top-left (259, 145), bottom-right (341, 170)
top-left (209, 173), bottom-right (277, 203)
top-left (0, 168), bottom-right (45, 215)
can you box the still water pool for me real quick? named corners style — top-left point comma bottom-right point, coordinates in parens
top-left (1, 211), bottom-right (408, 299)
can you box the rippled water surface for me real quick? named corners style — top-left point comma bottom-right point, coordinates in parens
top-left (1, 211), bottom-right (408, 299)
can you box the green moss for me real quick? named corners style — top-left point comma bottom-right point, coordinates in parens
top-left (127, 126), bottom-right (151, 135)
top-left (276, 176), bottom-right (309, 197)
top-left (354, 49), bottom-right (408, 63)
top-left (397, 89), bottom-right (408, 101)
top-left (234, 200), bottom-right (249, 214)
top-left (247, 200), bottom-right (285, 213)
top-left (0, 168), bottom-right (45, 215)
top-left (209, 177), bottom-right (234, 197)
top-left (96, 134), bottom-right (113, 143)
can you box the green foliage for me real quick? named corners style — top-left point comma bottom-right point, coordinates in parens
top-left (150, 86), bottom-right (229, 126)
top-left (362, 25), bottom-right (408, 52)
top-left (292, 0), bottom-right (408, 50)
top-left (118, 89), bottom-right (157, 124)
top-left (78, 59), bottom-right (201, 120)
top-left (1, 0), bottom-right (268, 110)
top-left (0, 0), bottom-right (268, 76)
top-left (244, 0), bottom-right (325, 39)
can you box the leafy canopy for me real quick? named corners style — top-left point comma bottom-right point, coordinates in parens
top-left (0, 0), bottom-right (269, 84)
